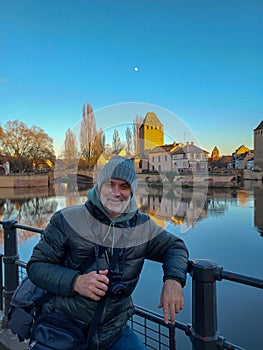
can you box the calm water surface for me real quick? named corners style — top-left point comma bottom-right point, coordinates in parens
top-left (0, 181), bottom-right (262, 350)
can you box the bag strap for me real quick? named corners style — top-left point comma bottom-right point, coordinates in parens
top-left (86, 296), bottom-right (106, 345)
top-left (85, 247), bottom-right (121, 345)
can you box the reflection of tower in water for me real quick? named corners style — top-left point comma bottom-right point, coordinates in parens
top-left (254, 187), bottom-right (263, 237)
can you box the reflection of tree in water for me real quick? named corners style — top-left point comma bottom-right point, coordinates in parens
top-left (206, 190), bottom-right (238, 217)
top-left (19, 197), bottom-right (58, 227)
top-left (0, 197), bottom-right (59, 243)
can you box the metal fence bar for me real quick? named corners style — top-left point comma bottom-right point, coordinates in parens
top-left (217, 269), bottom-right (263, 289)
top-left (0, 254), bottom-right (3, 311)
top-left (1, 220), bottom-right (19, 328)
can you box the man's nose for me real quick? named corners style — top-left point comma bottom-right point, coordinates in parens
top-left (111, 185), bottom-right (121, 196)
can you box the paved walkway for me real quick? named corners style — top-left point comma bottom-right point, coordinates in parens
top-left (0, 312), bottom-right (27, 350)
top-left (0, 328), bottom-right (27, 350)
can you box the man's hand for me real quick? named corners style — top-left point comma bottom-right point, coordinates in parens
top-left (74, 269), bottom-right (109, 301)
top-left (158, 279), bottom-right (184, 324)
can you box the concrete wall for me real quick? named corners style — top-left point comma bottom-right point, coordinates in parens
top-left (0, 174), bottom-right (49, 188)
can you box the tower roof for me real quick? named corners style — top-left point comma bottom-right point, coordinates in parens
top-left (143, 112), bottom-right (163, 126)
top-left (254, 120), bottom-right (263, 131)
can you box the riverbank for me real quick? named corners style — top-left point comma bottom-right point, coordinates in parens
top-left (0, 174), bottom-right (49, 188)
top-left (139, 170), bottom-right (263, 189)
top-left (0, 170), bottom-right (262, 189)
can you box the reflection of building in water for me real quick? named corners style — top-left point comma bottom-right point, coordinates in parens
top-left (254, 187), bottom-right (263, 236)
top-left (237, 190), bottom-right (249, 207)
top-left (136, 186), bottom-right (208, 229)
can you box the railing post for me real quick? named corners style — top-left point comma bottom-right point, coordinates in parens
top-left (189, 259), bottom-right (219, 350)
top-left (1, 219), bottom-right (19, 329)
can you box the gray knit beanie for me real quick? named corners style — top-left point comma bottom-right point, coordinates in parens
top-left (97, 156), bottom-right (138, 194)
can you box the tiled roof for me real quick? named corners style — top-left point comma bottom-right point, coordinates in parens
top-left (172, 144), bottom-right (209, 154)
top-left (150, 143), bottom-right (180, 153)
top-left (143, 112), bottom-right (163, 126)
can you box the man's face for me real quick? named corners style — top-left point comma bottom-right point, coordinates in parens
top-left (100, 178), bottom-right (131, 218)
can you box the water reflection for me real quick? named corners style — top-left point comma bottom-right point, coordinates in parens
top-left (254, 187), bottom-right (263, 237)
top-left (1, 181), bottom-right (263, 242)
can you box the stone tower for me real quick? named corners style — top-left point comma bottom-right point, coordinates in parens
top-left (139, 112), bottom-right (164, 156)
top-left (254, 120), bottom-right (263, 172)
top-left (211, 146), bottom-right (220, 161)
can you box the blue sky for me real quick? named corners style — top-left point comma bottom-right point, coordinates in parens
top-left (0, 0), bottom-right (262, 156)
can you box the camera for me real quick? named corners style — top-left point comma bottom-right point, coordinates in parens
top-left (107, 271), bottom-right (127, 301)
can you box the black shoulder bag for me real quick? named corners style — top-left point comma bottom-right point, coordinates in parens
top-left (10, 246), bottom-right (107, 350)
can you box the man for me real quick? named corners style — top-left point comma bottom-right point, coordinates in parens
top-left (27, 156), bottom-right (189, 349)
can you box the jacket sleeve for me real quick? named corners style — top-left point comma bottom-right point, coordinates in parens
top-left (26, 211), bottom-right (81, 297)
top-left (145, 219), bottom-right (189, 287)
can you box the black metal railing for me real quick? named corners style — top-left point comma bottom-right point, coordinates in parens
top-left (1, 219), bottom-right (262, 350)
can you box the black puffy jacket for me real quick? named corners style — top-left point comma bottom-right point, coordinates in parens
top-left (27, 199), bottom-right (189, 349)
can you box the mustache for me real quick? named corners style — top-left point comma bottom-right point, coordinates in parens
top-left (107, 196), bottom-right (127, 202)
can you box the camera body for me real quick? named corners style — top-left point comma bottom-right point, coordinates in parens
top-left (107, 271), bottom-right (127, 301)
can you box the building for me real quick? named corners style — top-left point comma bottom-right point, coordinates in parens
top-left (254, 120), bottom-right (263, 172)
top-left (139, 112), bottom-right (164, 156)
top-left (148, 143), bottom-right (183, 172)
top-left (171, 142), bottom-right (209, 174)
top-left (211, 146), bottom-right (220, 161)
top-left (234, 151), bottom-right (254, 170)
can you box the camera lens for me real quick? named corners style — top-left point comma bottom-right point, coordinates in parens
top-left (110, 283), bottom-right (127, 301)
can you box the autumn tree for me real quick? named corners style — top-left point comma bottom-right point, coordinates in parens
top-left (27, 126), bottom-right (55, 168)
top-left (0, 120), bottom-right (55, 172)
top-left (64, 128), bottom-right (78, 161)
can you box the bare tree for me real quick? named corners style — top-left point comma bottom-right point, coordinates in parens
top-left (79, 103), bottom-right (97, 168)
top-left (125, 126), bottom-right (133, 155)
top-left (112, 129), bottom-right (122, 153)
top-left (93, 128), bottom-right (105, 158)
top-left (133, 115), bottom-right (143, 155)
top-left (64, 128), bottom-right (78, 161)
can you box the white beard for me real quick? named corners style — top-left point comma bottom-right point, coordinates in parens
top-left (100, 194), bottom-right (131, 216)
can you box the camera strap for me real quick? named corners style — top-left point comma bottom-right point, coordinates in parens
top-left (105, 248), bottom-right (125, 273)
top-left (86, 247), bottom-right (125, 346)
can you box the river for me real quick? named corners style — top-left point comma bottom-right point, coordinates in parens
top-left (0, 180), bottom-right (262, 350)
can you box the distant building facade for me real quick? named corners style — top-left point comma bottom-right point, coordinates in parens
top-left (139, 112), bottom-right (164, 156)
top-left (254, 120), bottom-right (263, 172)
top-left (148, 143), bottom-right (183, 172)
top-left (171, 142), bottom-right (209, 174)
top-left (211, 146), bottom-right (220, 161)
